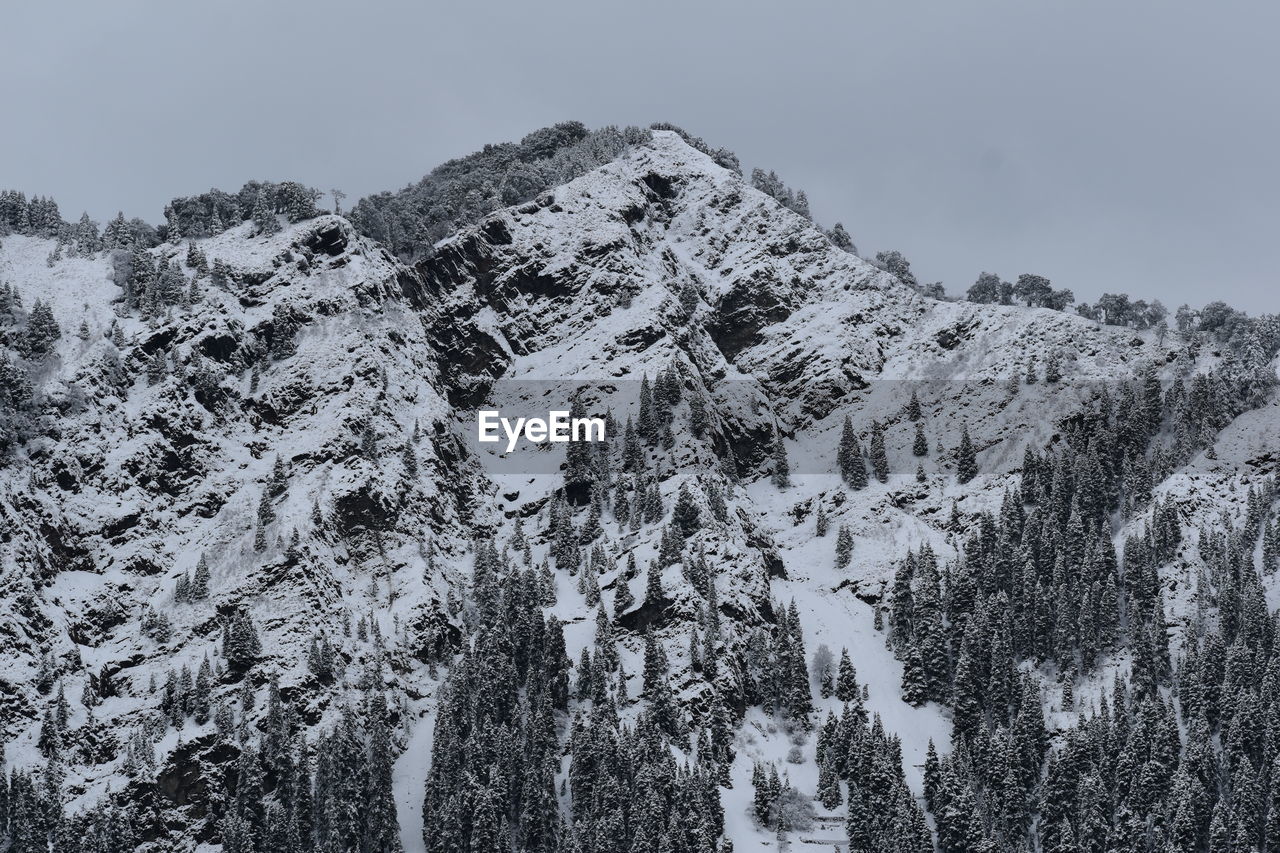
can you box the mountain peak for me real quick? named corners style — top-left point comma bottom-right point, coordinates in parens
top-left (0, 119), bottom-right (1276, 853)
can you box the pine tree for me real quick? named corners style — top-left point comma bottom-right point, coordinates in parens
top-left (193, 658), bottom-right (212, 724)
top-left (1045, 349), bottom-right (1063, 383)
top-left (772, 433), bottom-right (791, 488)
top-left (706, 480), bottom-right (728, 523)
top-left (869, 421), bottom-right (888, 483)
top-left (253, 190), bottom-right (280, 236)
top-left (956, 425), bottom-right (978, 484)
top-left (752, 763), bottom-right (773, 825)
top-left (258, 490), bottom-right (277, 526)
top-left (816, 749), bottom-right (842, 809)
top-left (835, 648), bottom-right (859, 703)
top-left (950, 628), bottom-right (984, 740)
top-left (835, 525), bottom-right (853, 569)
top-left (638, 375), bottom-right (656, 444)
top-left (913, 421), bottom-right (928, 457)
top-left (269, 455), bottom-right (288, 497)
top-left (815, 504), bottom-right (829, 536)
top-left (644, 479), bottom-right (665, 524)
top-left (146, 349), bottom-right (167, 384)
top-left (838, 416), bottom-right (867, 489)
top-left (614, 571), bottom-right (635, 617)
top-left (906, 389), bottom-right (923, 421)
top-left (900, 643), bottom-right (927, 705)
top-left (223, 611), bottom-right (261, 673)
top-left (23, 299), bottom-right (61, 356)
top-left (361, 693), bottom-right (404, 853)
top-left (845, 780), bottom-right (871, 851)
top-left (645, 559), bottom-right (664, 604)
top-left (812, 644), bottom-right (835, 698)
top-left (673, 484), bottom-right (702, 537)
top-left (175, 571), bottom-right (192, 603)
top-left (829, 222), bottom-right (856, 253)
top-left (657, 523), bottom-right (683, 567)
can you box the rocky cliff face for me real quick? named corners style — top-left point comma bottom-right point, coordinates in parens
top-left (0, 130), bottom-right (1272, 851)
top-left (0, 214), bottom-right (489, 821)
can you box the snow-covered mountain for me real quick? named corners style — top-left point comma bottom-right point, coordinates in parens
top-left (1, 128), bottom-right (1276, 853)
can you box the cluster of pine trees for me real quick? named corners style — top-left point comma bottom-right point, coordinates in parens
top-left (915, 481), bottom-right (1280, 853)
top-left (114, 236), bottom-right (222, 321)
top-left (749, 168), bottom-right (813, 220)
top-left (163, 179), bottom-right (322, 240)
top-left (745, 646), bottom-right (932, 850)
top-left (1, 188), bottom-right (159, 254)
top-left (1076, 293), bottom-right (1169, 329)
top-left (422, 358), bottom-right (850, 853)
top-left (0, 280), bottom-right (62, 365)
top-left (817, 705), bottom-right (932, 853)
top-left (218, 688), bottom-right (402, 853)
top-left (421, 539), bottom-right (730, 853)
top-left (0, 281), bottom-right (56, 455)
top-left (830, 389), bottom-right (981, 498)
top-left (1, 590), bottom-right (408, 853)
top-left (3, 178), bottom-right (326, 260)
top-left (881, 348), bottom-right (1280, 851)
top-left (965, 271), bottom-right (1075, 311)
top-left (0, 191), bottom-right (66, 238)
top-left (349, 122), bottom-right (653, 259)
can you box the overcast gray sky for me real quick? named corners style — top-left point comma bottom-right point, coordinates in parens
top-left (3, 0), bottom-right (1277, 312)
